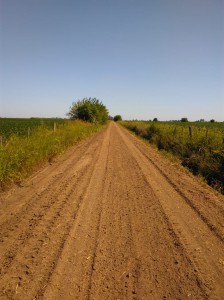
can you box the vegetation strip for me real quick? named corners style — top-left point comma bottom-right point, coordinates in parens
top-left (120, 121), bottom-right (224, 194)
top-left (0, 119), bottom-right (103, 190)
top-left (0, 118), bottom-right (66, 140)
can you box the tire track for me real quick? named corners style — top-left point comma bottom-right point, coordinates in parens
top-left (0, 131), bottom-right (103, 227)
top-left (42, 124), bottom-right (111, 300)
top-left (132, 134), bottom-right (224, 242)
top-left (117, 124), bottom-right (224, 299)
top-left (0, 137), bottom-right (101, 275)
top-left (88, 131), bottom-right (139, 299)
top-left (0, 129), bottom-right (106, 299)
top-left (88, 125), bottom-right (206, 300)
top-left (120, 126), bottom-right (224, 238)
top-left (86, 133), bottom-right (111, 299)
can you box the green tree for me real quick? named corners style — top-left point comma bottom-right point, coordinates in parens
top-left (153, 118), bottom-right (158, 122)
top-left (181, 117), bottom-right (188, 122)
top-left (114, 115), bottom-right (122, 121)
top-left (67, 98), bottom-right (108, 124)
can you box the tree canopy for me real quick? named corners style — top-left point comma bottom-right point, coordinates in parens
top-left (113, 115), bottom-right (122, 122)
top-left (67, 98), bottom-right (109, 124)
top-left (181, 117), bottom-right (188, 122)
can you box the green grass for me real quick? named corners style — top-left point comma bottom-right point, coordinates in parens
top-left (120, 121), bottom-right (224, 194)
top-left (0, 120), bottom-right (102, 190)
top-left (0, 118), bottom-right (66, 140)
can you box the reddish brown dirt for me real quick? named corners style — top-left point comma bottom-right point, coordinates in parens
top-left (0, 122), bottom-right (224, 300)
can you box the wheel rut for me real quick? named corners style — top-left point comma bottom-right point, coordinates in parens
top-left (124, 128), bottom-right (224, 242)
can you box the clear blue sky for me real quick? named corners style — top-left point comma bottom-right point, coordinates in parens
top-left (0, 0), bottom-right (223, 121)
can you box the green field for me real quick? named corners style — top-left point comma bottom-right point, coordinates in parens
top-left (120, 121), bottom-right (224, 194)
top-left (0, 118), bottom-right (66, 141)
top-left (0, 119), bottom-right (102, 190)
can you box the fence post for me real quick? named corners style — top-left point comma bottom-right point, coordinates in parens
top-left (0, 136), bottom-right (2, 147)
top-left (181, 127), bottom-right (184, 137)
top-left (28, 127), bottom-right (30, 138)
top-left (54, 122), bottom-right (57, 132)
top-left (205, 128), bottom-right (208, 142)
top-left (173, 127), bottom-right (177, 136)
top-left (189, 126), bottom-right (192, 139)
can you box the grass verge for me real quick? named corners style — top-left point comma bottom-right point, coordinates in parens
top-left (0, 120), bottom-right (103, 190)
top-left (120, 121), bottom-right (224, 194)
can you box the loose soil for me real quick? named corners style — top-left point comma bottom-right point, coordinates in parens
top-left (0, 122), bottom-right (224, 299)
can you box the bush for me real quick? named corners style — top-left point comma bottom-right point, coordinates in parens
top-left (181, 117), bottom-right (188, 122)
top-left (146, 124), bottom-right (161, 140)
top-left (67, 98), bottom-right (108, 124)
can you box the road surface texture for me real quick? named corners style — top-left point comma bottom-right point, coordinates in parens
top-left (0, 122), bottom-right (224, 300)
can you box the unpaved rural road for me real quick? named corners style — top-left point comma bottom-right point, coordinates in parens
top-left (0, 122), bottom-right (224, 300)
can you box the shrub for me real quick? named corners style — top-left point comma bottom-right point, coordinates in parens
top-left (67, 98), bottom-right (108, 124)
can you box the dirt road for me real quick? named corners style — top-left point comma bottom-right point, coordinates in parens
top-left (0, 122), bottom-right (224, 300)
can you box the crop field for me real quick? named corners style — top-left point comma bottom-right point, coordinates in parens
top-left (120, 121), bottom-right (224, 193)
top-left (0, 118), bottom-right (66, 141)
top-left (0, 118), bottom-right (102, 190)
